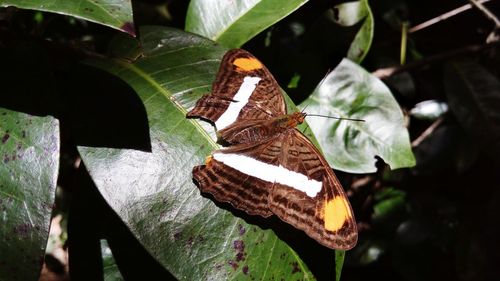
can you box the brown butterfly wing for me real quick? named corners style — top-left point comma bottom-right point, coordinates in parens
top-left (192, 129), bottom-right (357, 250)
top-left (187, 49), bottom-right (286, 131)
top-left (268, 130), bottom-right (358, 250)
top-left (192, 144), bottom-right (275, 218)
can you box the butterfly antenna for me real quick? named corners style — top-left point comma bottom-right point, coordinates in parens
top-left (300, 102), bottom-right (311, 114)
top-left (306, 113), bottom-right (365, 122)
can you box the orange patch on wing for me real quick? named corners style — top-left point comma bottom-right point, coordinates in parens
top-left (233, 58), bottom-right (263, 71)
top-left (205, 155), bottom-right (213, 166)
top-left (324, 197), bottom-right (351, 232)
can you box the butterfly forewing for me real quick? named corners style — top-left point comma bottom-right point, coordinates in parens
top-left (187, 49), bottom-right (286, 141)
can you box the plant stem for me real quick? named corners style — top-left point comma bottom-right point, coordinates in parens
top-left (372, 41), bottom-right (499, 79)
top-left (468, 0), bottom-right (500, 28)
top-left (409, 0), bottom-right (491, 33)
top-left (412, 118), bottom-right (443, 147)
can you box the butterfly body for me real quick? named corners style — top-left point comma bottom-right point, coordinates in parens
top-left (187, 49), bottom-right (357, 250)
top-left (216, 112), bottom-right (305, 144)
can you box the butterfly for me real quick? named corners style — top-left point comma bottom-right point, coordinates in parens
top-left (187, 49), bottom-right (357, 250)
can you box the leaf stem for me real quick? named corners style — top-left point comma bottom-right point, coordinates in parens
top-left (400, 21), bottom-right (409, 65)
top-left (372, 41), bottom-right (499, 79)
top-left (468, 0), bottom-right (500, 29)
top-left (411, 117), bottom-right (443, 147)
top-left (409, 0), bottom-right (491, 33)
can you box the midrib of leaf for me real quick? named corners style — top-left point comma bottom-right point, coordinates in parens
top-left (307, 95), bottom-right (389, 149)
top-left (259, 236), bottom-right (277, 281)
top-left (113, 59), bottom-right (218, 149)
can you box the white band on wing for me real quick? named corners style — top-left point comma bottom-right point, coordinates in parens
top-left (213, 153), bottom-right (322, 197)
top-left (215, 76), bottom-right (261, 130)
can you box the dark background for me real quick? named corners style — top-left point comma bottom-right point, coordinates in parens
top-left (1, 0), bottom-right (500, 280)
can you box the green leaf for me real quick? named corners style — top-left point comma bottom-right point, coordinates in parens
top-left (78, 26), bottom-right (317, 280)
top-left (335, 250), bottom-right (345, 281)
top-left (0, 0), bottom-right (135, 35)
top-left (0, 108), bottom-right (59, 281)
top-left (185, 0), bottom-right (308, 48)
top-left (299, 58), bottom-right (415, 173)
top-left (372, 187), bottom-right (406, 222)
top-left (332, 0), bottom-right (374, 63)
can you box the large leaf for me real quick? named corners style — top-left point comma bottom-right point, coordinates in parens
top-left (332, 0), bottom-right (374, 63)
top-left (78, 26), bottom-right (321, 280)
top-left (444, 59), bottom-right (500, 160)
top-left (185, 0), bottom-right (308, 48)
top-left (0, 108), bottom-right (59, 281)
top-left (299, 58), bottom-right (415, 173)
top-left (0, 0), bottom-right (135, 35)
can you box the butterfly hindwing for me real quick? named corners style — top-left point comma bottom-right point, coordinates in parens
top-left (193, 129), bottom-right (357, 250)
top-left (268, 130), bottom-right (357, 250)
top-left (192, 147), bottom-right (274, 218)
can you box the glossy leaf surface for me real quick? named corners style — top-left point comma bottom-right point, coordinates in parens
top-left (299, 59), bottom-right (415, 173)
top-left (78, 26), bottom-right (319, 280)
top-left (0, 108), bottom-right (59, 281)
top-left (0, 0), bottom-right (135, 35)
top-left (186, 0), bottom-right (308, 48)
top-left (332, 0), bottom-right (374, 62)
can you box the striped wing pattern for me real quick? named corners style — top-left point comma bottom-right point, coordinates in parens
top-left (187, 49), bottom-right (286, 138)
top-left (269, 131), bottom-right (357, 250)
top-left (187, 48), bottom-right (358, 250)
top-left (193, 129), bottom-right (357, 250)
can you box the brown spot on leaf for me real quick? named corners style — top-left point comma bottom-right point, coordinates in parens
top-left (228, 260), bottom-right (238, 270)
top-left (238, 224), bottom-right (246, 235)
top-left (2, 133), bottom-right (9, 144)
top-left (234, 240), bottom-right (245, 251)
top-left (174, 232), bottom-right (182, 240)
top-left (242, 265), bottom-right (249, 275)
top-left (291, 262), bottom-right (301, 274)
top-left (233, 240), bottom-right (246, 262)
top-left (14, 223), bottom-right (32, 238)
top-left (236, 252), bottom-right (244, 262)
top-left (187, 237), bottom-right (194, 248)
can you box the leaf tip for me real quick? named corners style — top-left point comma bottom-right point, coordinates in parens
top-left (121, 22), bottom-right (136, 36)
